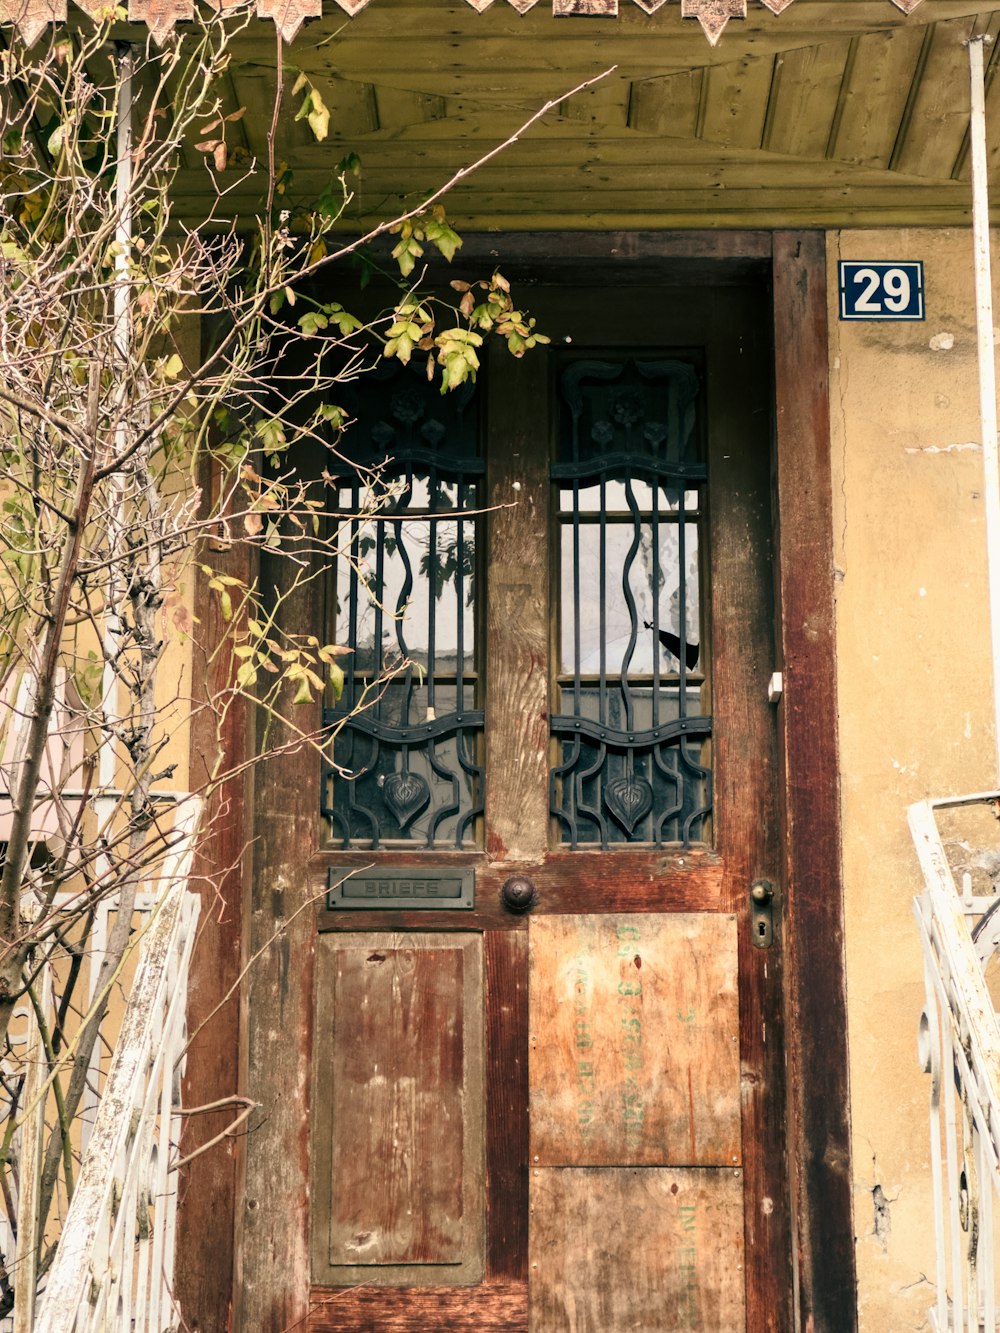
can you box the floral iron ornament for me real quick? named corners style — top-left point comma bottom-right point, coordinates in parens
top-left (0, 0), bottom-right (927, 51)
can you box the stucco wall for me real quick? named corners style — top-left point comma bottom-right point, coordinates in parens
top-left (830, 227), bottom-right (997, 1329)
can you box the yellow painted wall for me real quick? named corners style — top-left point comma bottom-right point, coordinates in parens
top-left (830, 228), bottom-right (997, 1329)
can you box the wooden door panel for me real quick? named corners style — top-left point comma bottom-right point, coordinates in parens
top-left (529, 913), bottom-right (740, 1167)
top-left (529, 1167), bottom-right (745, 1332)
top-left (311, 933), bottom-right (485, 1287)
top-left (308, 1283), bottom-right (528, 1332)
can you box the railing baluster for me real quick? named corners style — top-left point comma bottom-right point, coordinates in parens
top-left (30, 797), bottom-right (202, 1333)
top-left (913, 791), bottom-right (1000, 1333)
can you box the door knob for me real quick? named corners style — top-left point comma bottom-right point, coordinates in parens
top-left (501, 876), bottom-right (537, 914)
top-left (750, 879), bottom-right (774, 949)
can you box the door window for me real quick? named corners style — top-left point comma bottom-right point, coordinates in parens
top-left (323, 361), bottom-right (484, 849)
top-left (551, 357), bottom-right (711, 848)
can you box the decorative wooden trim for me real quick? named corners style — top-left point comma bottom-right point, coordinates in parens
top-left (0, 0), bottom-right (929, 52)
top-left (771, 231), bottom-right (858, 1332)
top-left (126, 0), bottom-right (191, 43)
top-left (0, 0), bottom-right (63, 45)
top-left (254, 0), bottom-right (322, 42)
top-left (553, 0), bottom-right (618, 15)
top-left (682, 0), bottom-right (745, 46)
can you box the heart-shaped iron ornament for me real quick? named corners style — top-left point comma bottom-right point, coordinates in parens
top-left (604, 776), bottom-right (653, 835)
top-left (382, 770), bottom-right (431, 830)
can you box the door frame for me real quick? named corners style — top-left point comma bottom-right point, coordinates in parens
top-left (176, 230), bottom-right (856, 1333)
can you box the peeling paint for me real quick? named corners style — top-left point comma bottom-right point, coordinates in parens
top-left (873, 1184), bottom-right (891, 1252)
top-left (904, 442), bottom-right (982, 454)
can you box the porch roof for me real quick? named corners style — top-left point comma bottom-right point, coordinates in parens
top-left (170, 1), bottom-right (1000, 231)
top-left (7, 0), bottom-right (1000, 231)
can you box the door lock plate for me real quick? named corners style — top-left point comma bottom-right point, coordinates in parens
top-left (750, 879), bottom-right (774, 949)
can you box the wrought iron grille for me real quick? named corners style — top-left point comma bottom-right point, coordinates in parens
top-left (322, 361), bottom-right (483, 849)
top-left (550, 358), bottom-right (711, 848)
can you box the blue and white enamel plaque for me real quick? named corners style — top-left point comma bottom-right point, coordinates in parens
top-left (838, 261), bottom-right (925, 321)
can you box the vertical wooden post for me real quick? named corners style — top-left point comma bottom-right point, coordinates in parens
top-left (772, 230), bottom-right (858, 1332)
top-left (484, 344), bottom-right (551, 862)
top-left (481, 340), bottom-right (549, 1293)
top-left (174, 481), bottom-right (252, 1332)
top-left (705, 281), bottom-right (793, 1331)
top-left (235, 474), bottom-right (324, 1332)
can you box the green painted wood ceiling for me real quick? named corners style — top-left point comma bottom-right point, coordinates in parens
top-left (172, 2), bottom-right (1000, 228)
top-left (15, 0), bottom-right (1000, 228)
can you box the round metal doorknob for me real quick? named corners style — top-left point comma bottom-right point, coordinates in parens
top-left (751, 879), bottom-right (774, 904)
top-left (501, 876), bottom-right (537, 914)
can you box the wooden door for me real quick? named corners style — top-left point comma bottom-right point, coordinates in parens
top-left (304, 279), bottom-right (790, 1332)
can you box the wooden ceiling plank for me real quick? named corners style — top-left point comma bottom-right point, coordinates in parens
top-left (699, 51), bottom-right (775, 148)
top-left (228, 67), bottom-right (379, 151)
top-left (555, 77), bottom-right (633, 127)
top-left (891, 12), bottom-right (978, 176)
top-left (954, 11), bottom-right (1000, 179)
top-left (629, 69), bottom-right (704, 137)
top-left (165, 185), bottom-right (974, 232)
top-left (826, 22), bottom-right (926, 166)
top-left (171, 152), bottom-right (974, 210)
top-left (761, 38), bottom-right (850, 156)
top-left (230, 71), bottom-right (275, 160)
top-left (228, 133), bottom-right (948, 173)
top-left (374, 86), bottom-right (449, 133)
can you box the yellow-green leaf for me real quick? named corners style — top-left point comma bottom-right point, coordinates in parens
top-left (328, 662), bottom-right (344, 700)
top-left (307, 89), bottom-right (330, 143)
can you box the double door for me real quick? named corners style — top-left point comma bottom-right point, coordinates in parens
top-left (304, 280), bottom-right (789, 1331)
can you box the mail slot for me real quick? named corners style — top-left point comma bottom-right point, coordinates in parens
top-left (326, 866), bottom-right (475, 910)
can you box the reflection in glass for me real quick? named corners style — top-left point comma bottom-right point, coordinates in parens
top-left (560, 483), bottom-right (699, 513)
top-left (338, 519), bottom-right (476, 675)
top-left (561, 522), bottom-right (699, 676)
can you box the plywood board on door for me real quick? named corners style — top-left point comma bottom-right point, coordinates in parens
top-left (529, 913), bottom-right (740, 1166)
top-left (529, 1166), bottom-right (745, 1332)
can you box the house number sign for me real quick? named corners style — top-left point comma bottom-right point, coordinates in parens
top-left (838, 261), bottom-right (925, 321)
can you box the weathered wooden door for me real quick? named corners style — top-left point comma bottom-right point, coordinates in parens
top-left (305, 278), bottom-right (790, 1332)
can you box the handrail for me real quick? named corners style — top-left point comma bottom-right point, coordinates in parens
top-left (912, 791), bottom-right (1000, 1332)
top-left (30, 797), bottom-right (202, 1333)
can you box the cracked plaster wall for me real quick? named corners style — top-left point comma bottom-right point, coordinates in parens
top-left (829, 227), bottom-right (997, 1330)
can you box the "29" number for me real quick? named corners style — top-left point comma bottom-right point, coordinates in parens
top-left (839, 262), bottom-right (924, 321)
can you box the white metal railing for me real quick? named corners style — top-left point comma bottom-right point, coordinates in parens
top-left (22, 797), bottom-right (202, 1333)
top-left (913, 791), bottom-right (1000, 1332)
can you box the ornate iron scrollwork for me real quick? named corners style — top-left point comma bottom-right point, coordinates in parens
top-left (550, 358), bottom-right (712, 849)
top-left (322, 360), bottom-right (484, 850)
